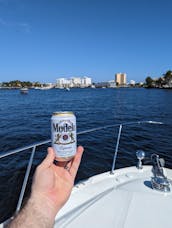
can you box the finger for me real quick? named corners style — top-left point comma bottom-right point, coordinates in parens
top-left (40, 147), bottom-right (55, 169)
top-left (70, 146), bottom-right (84, 178)
top-left (57, 160), bottom-right (71, 168)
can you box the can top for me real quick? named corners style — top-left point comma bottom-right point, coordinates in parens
top-left (52, 111), bottom-right (74, 116)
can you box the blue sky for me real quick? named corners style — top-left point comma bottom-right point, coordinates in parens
top-left (0, 0), bottom-right (172, 83)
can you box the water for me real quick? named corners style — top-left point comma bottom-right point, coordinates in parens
top-left (0, 88), bottom-right (172, 222)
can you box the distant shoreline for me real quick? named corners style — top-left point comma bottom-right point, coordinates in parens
top-left (0, 86), bottom-right (171, 90)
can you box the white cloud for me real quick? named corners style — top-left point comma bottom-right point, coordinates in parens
top-left (0, 17), bottom-right (31, 33)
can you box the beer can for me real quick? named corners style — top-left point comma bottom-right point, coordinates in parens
top-left (51, 111), bottom-right (77, 161)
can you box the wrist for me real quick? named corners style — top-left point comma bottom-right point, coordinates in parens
top-left (30, 191), bottom-right (60, 221)
top-left (9, 192), bottom-right (60, 228)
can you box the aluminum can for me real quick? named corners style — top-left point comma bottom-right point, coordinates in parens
top-left (51, 111), bottom-right (77, 161)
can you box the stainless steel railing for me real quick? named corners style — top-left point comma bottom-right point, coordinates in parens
top-left (0, 120), bottom-right (163, 217)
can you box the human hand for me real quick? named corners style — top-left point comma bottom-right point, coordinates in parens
top-left (9, 147), bottom-right (84, 228)
top-left (31, 146), bottom-right (84, 219)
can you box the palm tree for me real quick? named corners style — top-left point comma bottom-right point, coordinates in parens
top-left (145, 76), bottom-right (154, 88)
top-left (156, 77), bottom-right (164, 87)
top-left (164, 70), bottom-right (172, 85)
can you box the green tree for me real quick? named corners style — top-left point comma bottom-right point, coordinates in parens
top-left (21, 81), bottom-right (32, 87)
top-left (156, 77), bottom-right (163, 87)
top-left (164, 70), bottom-right (172, 84)
top-left (10, 80), bottom-right (21, 87)
top-left (145, 76), bottom-right (154, 88)
top-left (34, 81), bottom-right (41, 87)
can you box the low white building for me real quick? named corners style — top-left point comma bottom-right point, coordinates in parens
top-left (71, 77), bottom-right (82, 87)
top-left (56, 78), bottom-right (70, 88)
top-left (56, 77), bottom-right (92, 88)
top-left (44, 83), bottom-right (54, 88)
top-left (108, 80), bottom-right (116, 88)
top-left (80, 77), bottom-right (92, 87)
top-left (130, 80), bottom-right (136, 86)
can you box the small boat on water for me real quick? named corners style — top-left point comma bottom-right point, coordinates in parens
top-left (20, 88), bottom-right (29, 94)
top-left (0, 121), bottom-right (172, 228)
top-left (34, 86), bottom-right (53, 90)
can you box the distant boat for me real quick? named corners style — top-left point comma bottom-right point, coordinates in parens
top-left (20, 88), bottom-right (29, 94)
top-left (34, 86), bottom-right (53, 90)
top-left (66, 88), bottom-right (70, 91)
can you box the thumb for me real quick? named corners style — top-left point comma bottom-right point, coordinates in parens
top-left (40, 147), bottom-right (55, 169)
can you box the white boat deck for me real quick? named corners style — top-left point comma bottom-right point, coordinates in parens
top-left (55, 166), bottom-right (172, 228)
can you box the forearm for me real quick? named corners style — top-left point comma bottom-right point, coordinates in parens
top-left (9, 193), bottom-right (59, 228)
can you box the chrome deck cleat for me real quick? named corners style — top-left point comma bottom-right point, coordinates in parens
top-left (151, 154), bottom-right (171, 192)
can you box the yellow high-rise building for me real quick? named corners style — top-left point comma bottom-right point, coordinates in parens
top-left (115, 73), bottom-right (127, 86)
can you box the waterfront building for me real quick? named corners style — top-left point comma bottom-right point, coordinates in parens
top-left (108, 80), bottom-right (116, 88)
top-left (115, 73), bottom-right (127, 86)
top-left (45, 83), bottom-right (54, 88)
top-left (56, 78), bottom-right (70, 88)
top-left (56, 76), bottom-right (92, 88)
top-left (130, 80), bottom-right (136, 86)
top-left (70, 77), bottom-right (81, 87)
top-left (94, 82), bottom-right (109, 88)
top-left (80, 77), bottom-right (92, 87)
